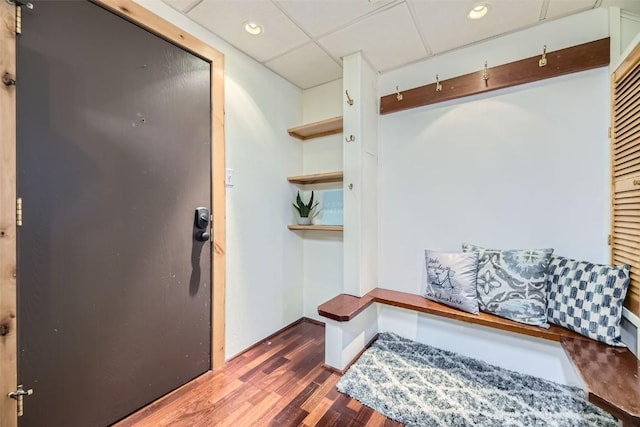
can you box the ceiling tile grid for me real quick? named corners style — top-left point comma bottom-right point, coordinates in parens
top-left (409, 0), bottom-right (545, 55)
top-left (264, 42), bottom-right (343, 88)
top-left (318, 2), bottom-right (427, 74)
top-left (545, 0), bottom-right (598, 19)
top-left (186, 0), bottom-right (311, 63)
top-left (274, 0), bottom-right (397, 38)
top-left (160, 0), bottom-right (640, 89)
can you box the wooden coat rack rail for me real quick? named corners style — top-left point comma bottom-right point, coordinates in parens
top-left (380, 37), bottom-right (610, 115)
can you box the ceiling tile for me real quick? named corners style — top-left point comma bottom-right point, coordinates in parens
top-left (265, 42), bottom-right (343, 89)
top-left (410, 0), bottom-right (544, 54)
top-left (187, 0), bottom-right (310, 63)
top-left (545, 0), bottom-right (596, 19)
top-left (601, 0), bottom-right (640, 14)
top-left (162, 0), bottom-right (201, 13)
top-left (318, 3), bottom-right (427, 72)
top-left (275, 0), bottom-right (396, 38)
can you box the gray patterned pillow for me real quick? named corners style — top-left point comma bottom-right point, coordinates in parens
top-left (423, 250), bottom-right (480, 314)
top-left (462, 243), bottom-right (553, 327)
top-left (546, 256), bottom-right (630, 346)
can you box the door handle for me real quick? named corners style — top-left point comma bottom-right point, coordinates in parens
top-left (194, 207), bottom-right (210, 242)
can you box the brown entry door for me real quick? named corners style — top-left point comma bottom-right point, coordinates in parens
top-left (16, 2), bottom-right (212, 426)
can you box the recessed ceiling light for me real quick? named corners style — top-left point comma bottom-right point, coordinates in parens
top-left (243, 21), bottom-right (263, 36)
top-left (468, 4), bottom-right (488, 19)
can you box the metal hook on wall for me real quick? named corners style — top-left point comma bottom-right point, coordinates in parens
top-left (435, 74), bottom-right (442, 92)
top-left (539, 45), bottom-right (548, 67)
top-left (345, 90), bottom-right (354, 106)
top-left (482, 61), bottom-right (489, 84)
top-left (395, 86), bottom-right (403, 101)
top-left (345, 134), bottom-right (355, 143)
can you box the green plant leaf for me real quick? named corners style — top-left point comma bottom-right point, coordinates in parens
top-left (293, 191), bottom-right (320, 217)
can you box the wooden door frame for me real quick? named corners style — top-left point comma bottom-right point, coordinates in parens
top-left (0, 1), bottom-right (226, 425)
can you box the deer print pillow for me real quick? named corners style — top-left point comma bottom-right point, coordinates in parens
top-left (423, 250), bottom-right (480, 314)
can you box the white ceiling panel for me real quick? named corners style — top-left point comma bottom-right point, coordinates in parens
top-left (410, 0), bottom-right (544, 54)
top-left (162, 0), bottom-right (201, 13)
top-left (187, 0), bottom-right (310, 63)
top-left (275, 0), bottom-right (396, 38)
top-left (545, 0), bottom-right (597, 19)
top-left (601, 0), bottom-right (640, 14)
top-left (160, 0), bottom-right (636, 90)
top-left (265, 43), bottom-right (343, 89)
top-left (318, 3), bottom-right (427, 72)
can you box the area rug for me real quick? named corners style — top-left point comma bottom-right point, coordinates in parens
top-left (336, 332), bottom-right (617, 427)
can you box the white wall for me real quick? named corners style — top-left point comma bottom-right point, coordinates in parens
top-left (378, 306), bottom-right (582, 386)
top-left (135, 0), bottom-right (304, 358)
top-left (299, 80), bottom-right (344, 320)
top-left (378, 8), bottom-right (610, 297)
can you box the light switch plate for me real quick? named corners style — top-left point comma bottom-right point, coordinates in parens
top-left (225, 168), bottom-right (234, 187)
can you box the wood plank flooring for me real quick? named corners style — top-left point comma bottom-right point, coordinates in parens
top-left (114, 319), bottom-right (403, 427)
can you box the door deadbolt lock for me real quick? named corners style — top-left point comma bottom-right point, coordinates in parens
top-left (194, 207), bottom-right (210, 242)
top-left (195, 207), bottom-right (210, 230)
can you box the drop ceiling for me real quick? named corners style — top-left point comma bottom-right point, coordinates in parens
top-left (162, 0), bottom-right (640, 89)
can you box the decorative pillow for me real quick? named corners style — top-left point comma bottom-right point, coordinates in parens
top-left (462, 243), bottom-right (553, 327)
top-left (423, 250), bottom-right (480, 314)
top-left (546, 256), bottom-right (630, 346)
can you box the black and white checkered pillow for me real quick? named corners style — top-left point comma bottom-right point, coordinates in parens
top-left (546, 256), bottom-right (630, 346)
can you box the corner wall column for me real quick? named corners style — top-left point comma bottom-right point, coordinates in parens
top-left (343, 52), bottom-right (379, 297)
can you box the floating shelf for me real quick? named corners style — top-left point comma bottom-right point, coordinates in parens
top-left (287, 171), bottom-right (343, 185)
top-left (287, 116), bottom-right (343, 140)
top-left (288, 225), bottom-right (343, 232)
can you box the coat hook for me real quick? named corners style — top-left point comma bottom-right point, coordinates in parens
top-left (345, 90), bottom-right (354, 106)
top-left (539, 45), bottom-right (547, 67)
top-left (345, 134), bottom-right (355, 143)
top-left (435, 74), bottom-right (442, 92)
top-left (395, 86), bottom-right (403, 101)
top-left (482, 61), bottom-right (489, 84)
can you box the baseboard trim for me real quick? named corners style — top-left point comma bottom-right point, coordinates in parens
top-left (302, 317), bottom-right (326, 327)
top-left (322, 333), bottom-right (379, 376)
top-left (224, 317), bottom-right (324, 365)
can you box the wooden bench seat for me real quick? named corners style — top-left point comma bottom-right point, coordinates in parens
top-left (561, 336), bottom-right (640, 426)
top-left (318, 287), bottom-right (640, 426)
top-left (318, 287), bottom-right (587, 342)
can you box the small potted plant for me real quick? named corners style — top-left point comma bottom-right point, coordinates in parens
top-left (293, 191), bottom-right (319, 225)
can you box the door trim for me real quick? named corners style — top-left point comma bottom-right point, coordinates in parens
top-left (0, 1), bottom-right (226, 425)
top-left (0, 3), bottom-right (18, 427)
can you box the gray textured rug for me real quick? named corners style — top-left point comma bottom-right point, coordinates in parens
top-left (337, 332), bottom-right (616, 427)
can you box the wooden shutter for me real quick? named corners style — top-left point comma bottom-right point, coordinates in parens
top-left (612, 41), bottom-right (640, 317)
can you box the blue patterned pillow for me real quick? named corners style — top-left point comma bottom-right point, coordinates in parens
top-left (462, 243), bottom-right (553, 327)
top-left (546, 256), bottom-right (630, 346)
top-left (423, 250), bottom-right (480, 314)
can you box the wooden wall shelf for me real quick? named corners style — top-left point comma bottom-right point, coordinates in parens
top-left (287, 116), bottom-right (343, 140)
top-left (288, 225), bottom-right (343, 232)
top-left (380, 37), bottom-right (610, 115)
top-left (287, 171), bottom-right (343, 185)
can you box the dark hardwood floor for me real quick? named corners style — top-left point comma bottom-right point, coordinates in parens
top-left (114, 319), bottom-right (403, 427)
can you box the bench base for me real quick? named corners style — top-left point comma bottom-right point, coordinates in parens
top-left (378, 304), bottom-right (582, 386)
top-left (319, 288), bottom-right (640, 426)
